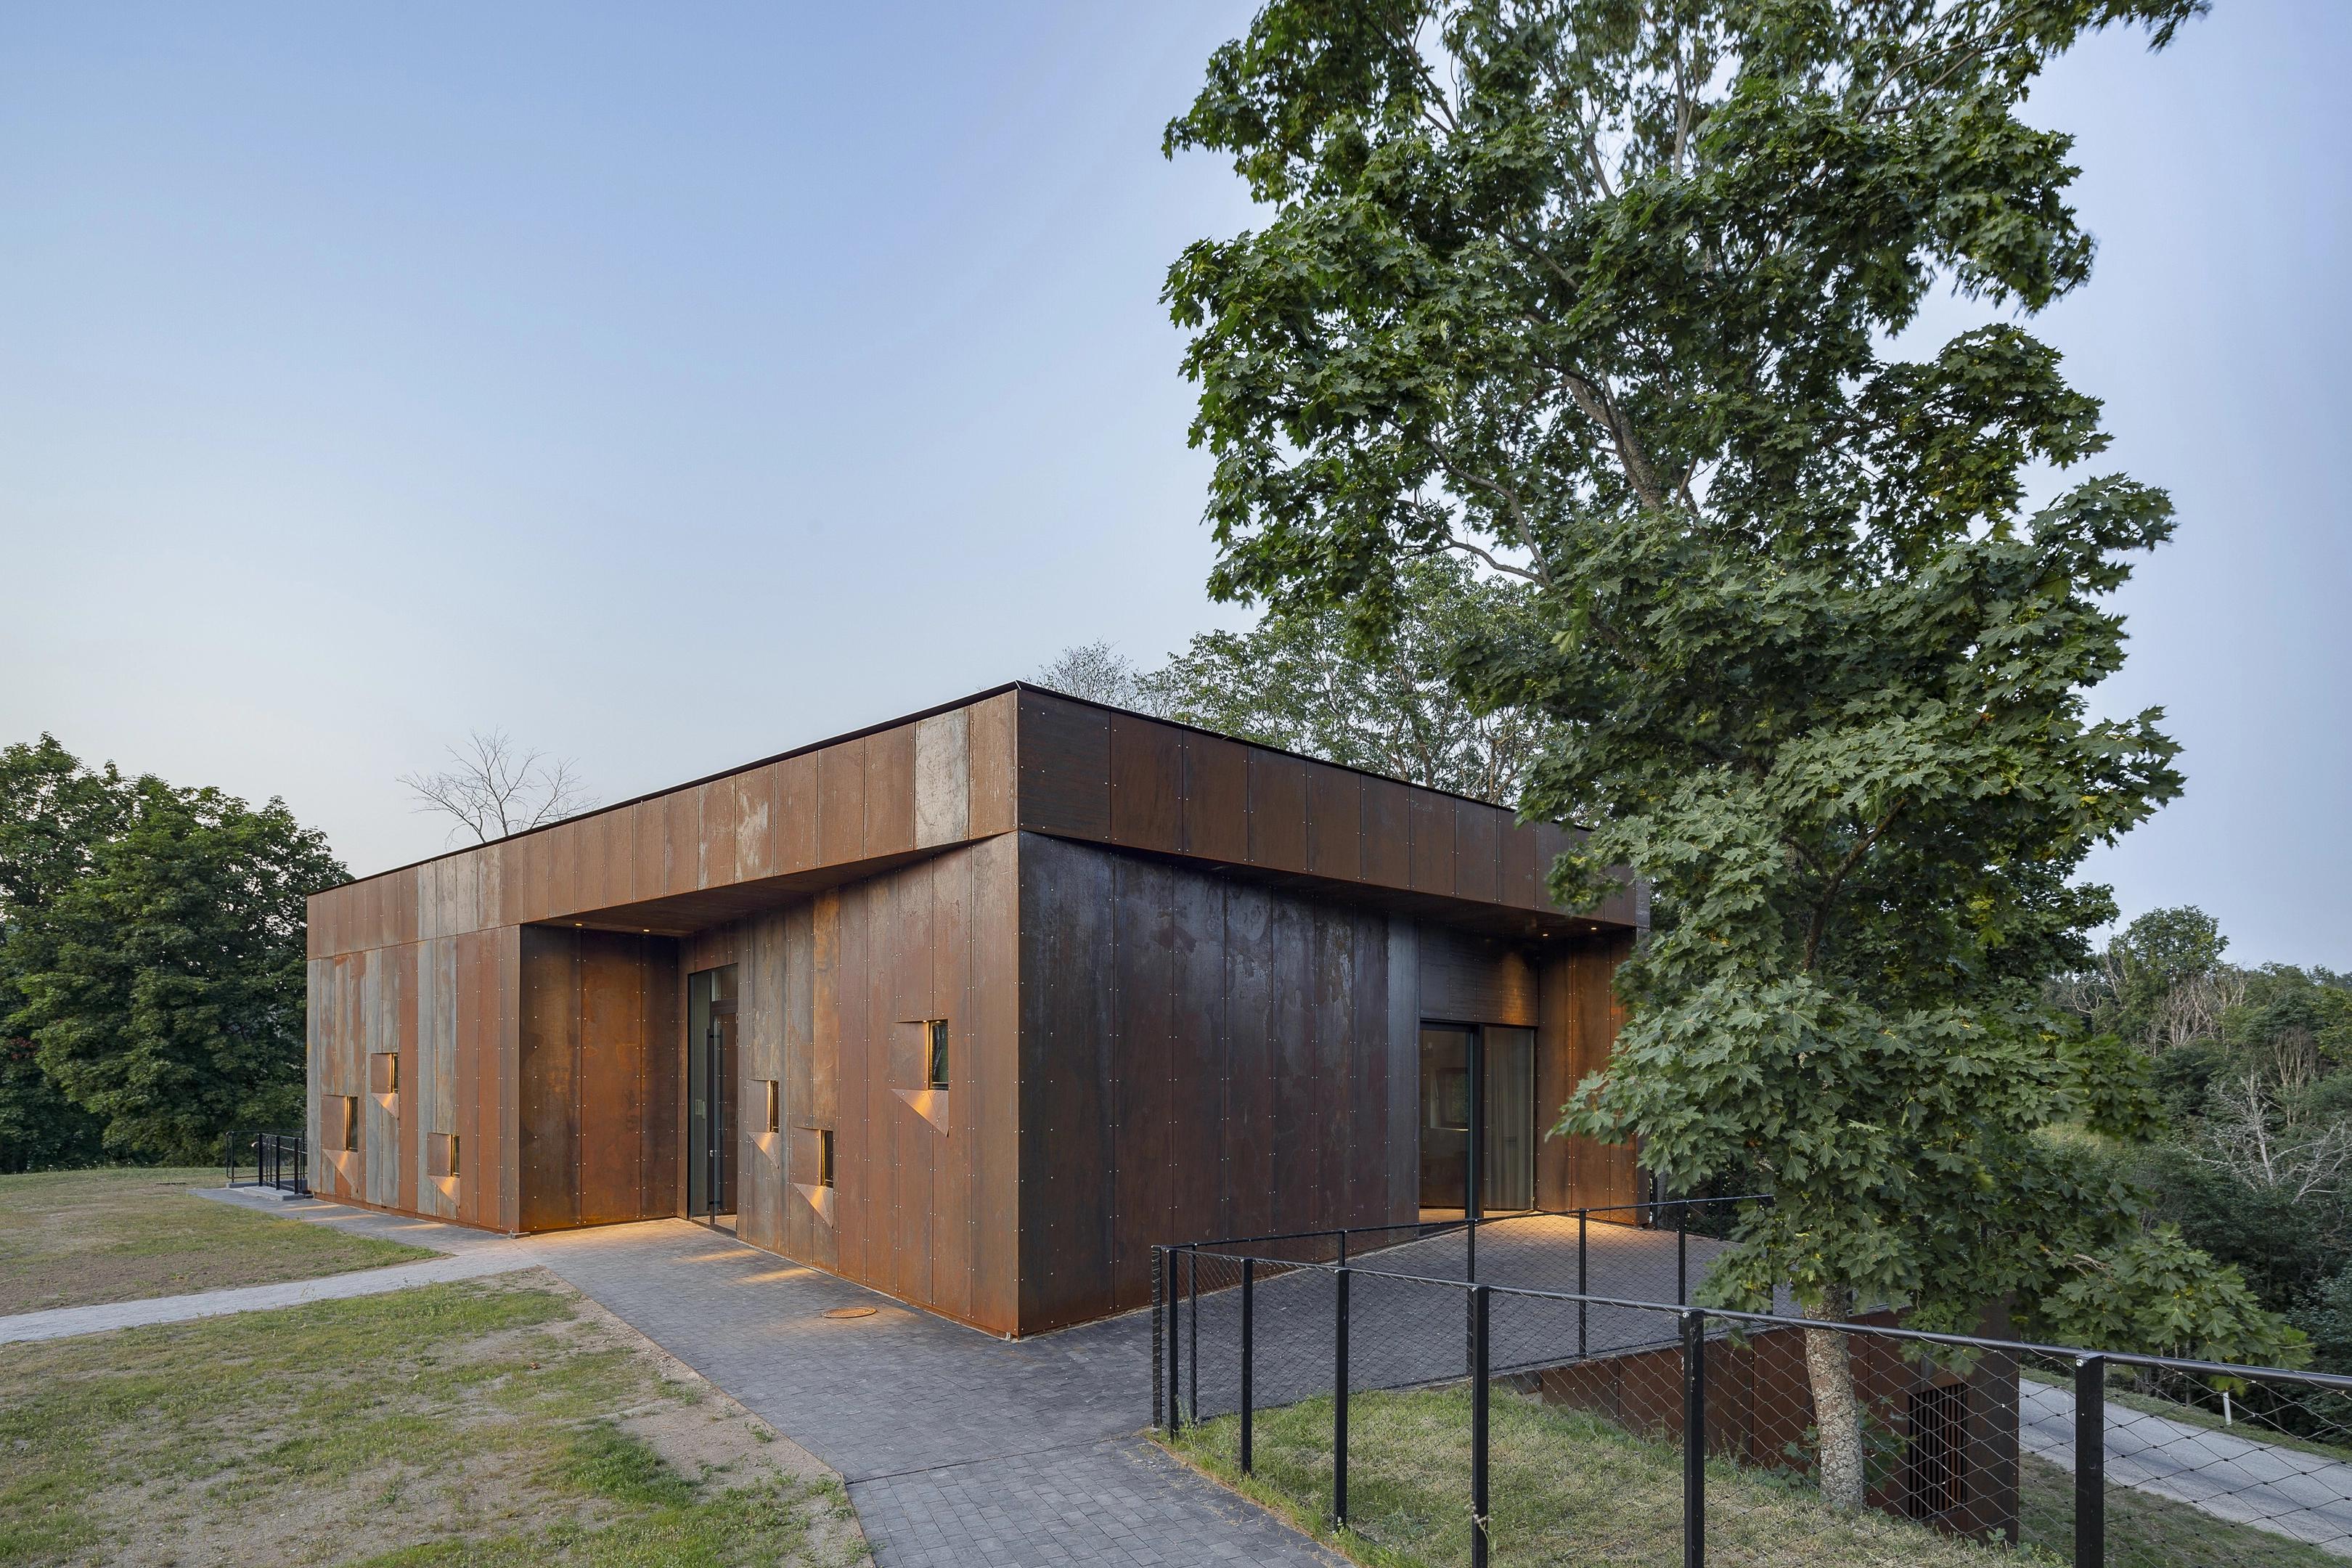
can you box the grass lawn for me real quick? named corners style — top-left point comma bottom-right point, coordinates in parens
top-left (0, 1167), bottom-right (436, 1315)
top-left (1166, 1384), bottom-right (2346, 1568)
top-left (0, 1268), bottom-right (865, 1567)
top-left (2017, 1450), bottom-right (2345, 1567)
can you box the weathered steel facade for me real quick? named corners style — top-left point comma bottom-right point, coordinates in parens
top-left (306, 685), bottom-right (1645, 1335)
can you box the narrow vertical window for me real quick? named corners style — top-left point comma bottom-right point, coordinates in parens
top-left (926, 1019), bottom-right (950, 1091)
top-left (449, 1132), bottom-right (460, 1179)
top-left (765, 1079), bottom-right (781, 1135)
top-left (819, 1129), bottom-right (835, 1188)
top-left (340, 1095), bottom-right (359, 1151)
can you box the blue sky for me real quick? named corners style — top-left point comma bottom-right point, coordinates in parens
top-left (2, 4), bottom-right (2345, 968)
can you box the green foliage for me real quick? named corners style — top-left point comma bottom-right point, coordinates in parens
top-left (0, 736), bottom-right (131, 1172)
top-left (0, 738), bottom-right (346, 1166)
top-left (1165, 0), bottom-right (2284, 1377)
top-left (2030, 1223), bottom-right (2310, 1368)
top-left (1150, 555), bottom-right (1561, 804)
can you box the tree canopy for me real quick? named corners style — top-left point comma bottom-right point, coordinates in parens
top-left (0, 738), bottom-right (344, 1167)
top-left (1167, 0), bottom-right (2273, 1503)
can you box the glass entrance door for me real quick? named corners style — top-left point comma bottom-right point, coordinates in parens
top-left (687, 965), bottom-right (738, 1230)
top-left (1418, 1023), bottom-right (1536, 1220)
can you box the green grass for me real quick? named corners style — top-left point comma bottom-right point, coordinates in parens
top-left (2017, 1450), bottom-right (2344, 1567)
top-left (0, 1166), bottom-right (436, 1314)
top-left (0, 1271), bottom-right (865, 1567)
top-left (1167, 1384), bottom-right (2347, 1568)
top-left (1167, 1385), bottom-right (2020, 1567)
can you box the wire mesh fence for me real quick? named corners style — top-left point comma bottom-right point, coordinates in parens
top-left (1153, 1227), bottom-right (2352, 1567)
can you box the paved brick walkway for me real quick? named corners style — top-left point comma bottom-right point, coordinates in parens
top-left (517, 1220), bottom-right (1343, 1567)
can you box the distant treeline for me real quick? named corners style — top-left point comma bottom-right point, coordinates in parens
top-left (2050, 907), bottom-right (2352, 1368)
top-left (0, 737), bottom-right (346, 1171)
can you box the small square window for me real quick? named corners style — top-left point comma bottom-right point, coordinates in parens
top-left (427, 1131), bottom-right (461, 1180)
top-left (926, 1020), bottom-right (950, 1091)
top-left (764, 1079), bottom-right (781, 1135)
top-left (369, 1052), bottom-right (399, 1095)
top-left (324, 1094), bottom-right (360, 1152)
top-left (819, 1129), bottom-right (835, 1189)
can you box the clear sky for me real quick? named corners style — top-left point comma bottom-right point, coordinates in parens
top-left (3, 4), bottom-right (2345, 968)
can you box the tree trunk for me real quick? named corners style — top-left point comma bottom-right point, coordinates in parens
top-left (1804, 1295), bottom-right (1866, 1510)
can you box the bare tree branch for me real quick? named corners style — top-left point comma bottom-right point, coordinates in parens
top-left (401, 729), bottom-right (597, 845)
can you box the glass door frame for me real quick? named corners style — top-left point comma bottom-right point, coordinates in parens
top-left (686, 965), bottom-right (739, 1230)
top-left (1418, 1019), bottom-right (1538, 1222)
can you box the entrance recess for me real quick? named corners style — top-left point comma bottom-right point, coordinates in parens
top-left (1418, 1022), bottom-right (1535, 1220)
top-left (687, 965), bottom-right (739, 1231)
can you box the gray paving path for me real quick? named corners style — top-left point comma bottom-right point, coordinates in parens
top-left (2024, 1376), bottom-right (2352, 1556)
top-left (0, 1189), bottom-right (539, 1343)
top-left (516, 1220), bottom-right (1344, 1568)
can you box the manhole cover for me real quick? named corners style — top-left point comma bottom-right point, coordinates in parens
top-left (822, 1307), bottom-right (877, 1320)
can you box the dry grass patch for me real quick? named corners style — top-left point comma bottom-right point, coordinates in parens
top-left (0, 1168), bottom-right (434, 1315)
top-left (0, 1268), bottom-right (865, 1567)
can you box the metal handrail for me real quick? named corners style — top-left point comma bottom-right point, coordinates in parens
top-left (1177, 1193), bottom-right (1769, 1255)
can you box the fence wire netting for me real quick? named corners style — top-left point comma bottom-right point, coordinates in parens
top-left (1153, 1207), bottom-right (2352, 1567)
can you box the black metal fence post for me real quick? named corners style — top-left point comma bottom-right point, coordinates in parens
top-left (1240, 1258), bottom-right (1257, 1476)
top-left (1187, 1246), bottom-right (1199, 1429)
top-left (1683, 1309), bottom-right (1705, 1568)
top-left (1334, 1266), bottom-right (1351, 1529)
top-left (1167, 1248), bottom-right (1183, 1432)
top-left (1577, 1208), bottom-right (1589, 1357)
top-left (1677, 1201), bottom-right (1689, 1305)
top-left (1471, 1284), bottom-right (1492, 1568)
top-left (1153, 1246), bottom-right (1167, 1433)
top-left (2076, 1354), bottom-right (2106, 1568)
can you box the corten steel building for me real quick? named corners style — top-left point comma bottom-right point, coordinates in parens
top-left (304, 685), bottom-right (1645, 1336)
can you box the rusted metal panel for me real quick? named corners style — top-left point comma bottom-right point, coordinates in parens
top-left (1108, 714), bottom-right (1183, 852)
top-left (1454, 802), bottom-right (1501, 905)
top-left (1348, 910), bottom-right (1395, 1228)
top-left (698, 779), bottom-right (741, 891)
top-left (913, 709), bottom-right (971, 849)
top-left (1220, 881), bottom-right (1277, 1244)
top-left (1178, 733), bottom-right (1249, 862)
top-left (1246, 751), bottom-right (1309, 873)
top-left (966, 692), bottom-right (1018, 838)
top-left (517, 926), bottom-right (579, 1231)
top-left (810, 891), bottom-right (841, 1131)
top-left (1311, 907), bottom-right (1354, 1234)
top-left (969, 833), bottom-right (1021, 1331)
top-left (1165, 867), bottom-right (1228, 1244)
top-left (414, 936), bottom-right (459, 1220)
top-left (1408, 793), bottom-right (1454, 895)
top-left (663, 788), bottom-right (703, 899)
top-left (1016, 833), bottom-right (1116, 1328)
top-left (1304, 761), bottom-right (1363, 882)
top-left (1502, 819), bottom-right (1543, 910)
top-left (833, 887), bottom-right (872, 1285)
top-left (1107, 857), bottom-right (1175, 1310)
top-left (1360, 775), bottom-right (1413, 889)
top-left (396, 942), bottom-right (419, 1216)
top-left (736, 911), bottom-right (786, 1254)
top-left (495, 922), bottom-right (523, 1232)
top-left (773, 751), bottom-right (820, 875)
top-left (1266, 896), bottom-right (1316, 1225)
top-left (818, 738), bottom-right (867, 867)
top-left (1016, 690), bottom-right (1110, 838)
top-left (1419, 926), bottom-right (1539, 1026)
top-left (863, 723), bottom-right (917, 859)
top-left (929, 846), bottom-right (976, 1322)
top-left (1387, 917), bottom-right (1420, 1219)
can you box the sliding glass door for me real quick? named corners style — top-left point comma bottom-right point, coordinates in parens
top-left (1418, 1022), bottom-right (1536, 1219)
